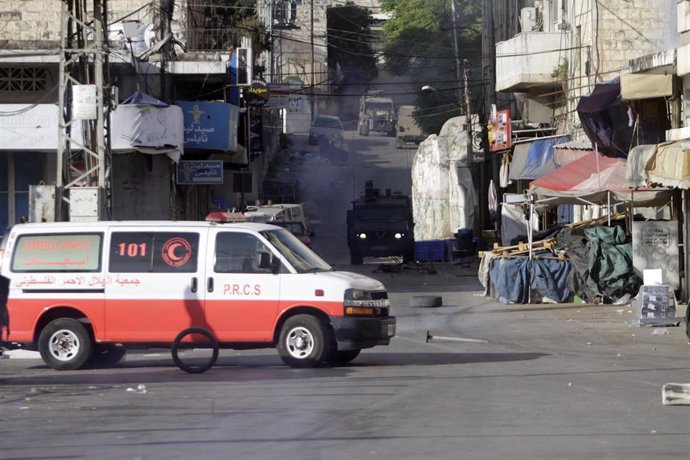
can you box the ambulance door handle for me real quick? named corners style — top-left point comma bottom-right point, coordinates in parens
top-left (191, 277), bottom-right (198, 293)
top-left (207, 277), bottom-right (214, 293)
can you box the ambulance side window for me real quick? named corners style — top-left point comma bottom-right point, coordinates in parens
top-left (109, 232), bottom-right (199, 273)
top-left (11, 233), bottom-right (102, 272)
top-left (214, 232), bottom-right (271, 274)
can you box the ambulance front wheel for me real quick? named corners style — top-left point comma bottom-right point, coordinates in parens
top-left (277, 314), bottom-right (331, 368)
top-left (38, 318), bottom-right (93, 370)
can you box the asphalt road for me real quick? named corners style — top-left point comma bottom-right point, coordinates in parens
top-left (2, 261), bottom-right (689, 460)
top-left (2, 131), bottom-right (690, 460)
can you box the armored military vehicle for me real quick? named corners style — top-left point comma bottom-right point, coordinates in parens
top-left (346, 181), bottom-right (414, 265)
top-left (357, 90), bottom-right (396, 137)
top-left (395, 105), bottom-right (425, 148)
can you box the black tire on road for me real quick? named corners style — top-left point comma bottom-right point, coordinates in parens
top-left (410, 295), bottom-right (443, 308)
top-left (92, 344), bottom-right (127, 366)
top-left (171, 327), bottom-right (219, 374)
top-left (326, 348), bottom-right (361, 365)
top-left (38, 318), bottom-right (93, 370)
top-left (277, 314), bottom-right (331, 368)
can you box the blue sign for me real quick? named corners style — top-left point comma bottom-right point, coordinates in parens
top-left (177, 101), bottom-right (238, 151)
top-left (176, 160), bottom-right (223, 185)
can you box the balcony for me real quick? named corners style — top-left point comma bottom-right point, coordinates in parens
top-left (495, 32), bottom-right (565, 92)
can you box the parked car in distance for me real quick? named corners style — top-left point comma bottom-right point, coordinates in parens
top-left (272, 221), bottom-right (315, 248)
top-left (309, 115), bottom-right (345, 146)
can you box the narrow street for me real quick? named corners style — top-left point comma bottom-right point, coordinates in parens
top-left (2, 124), bottom-right (690, 460)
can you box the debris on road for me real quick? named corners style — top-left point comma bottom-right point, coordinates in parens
top-left (426, 330), bottom-right (490, 344)
top-left (662, 383), bottom-right (690, 406)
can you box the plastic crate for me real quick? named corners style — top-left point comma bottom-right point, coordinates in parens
top-left (414, 240), bottom-right (448, 262)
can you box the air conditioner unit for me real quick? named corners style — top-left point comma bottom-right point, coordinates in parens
top-left (521, 7), bottom-right (537, 32)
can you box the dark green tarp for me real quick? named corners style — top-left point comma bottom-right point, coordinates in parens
top-left (584, 226), bottom-right (640, 302)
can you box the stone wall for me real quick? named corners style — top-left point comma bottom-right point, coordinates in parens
top-left (0, 1), bottom-right (160, 49)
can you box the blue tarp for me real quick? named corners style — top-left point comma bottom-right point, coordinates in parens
top-left (509, 135), bottom-right (572, 180)
top-left (489, 254), bottom-right (572, 304)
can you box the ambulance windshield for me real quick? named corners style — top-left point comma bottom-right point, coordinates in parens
top-left (261, 228), bottom-right (332, 273)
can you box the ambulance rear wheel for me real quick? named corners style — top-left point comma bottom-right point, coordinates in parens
top-left (278, 315), bottom-right (331, 368)
top-left (38, 318), bottom-right (93, 370)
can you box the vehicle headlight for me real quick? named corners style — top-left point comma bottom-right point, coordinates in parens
top-left (394, 233), bottom-right (403, 239)
top-left (344, 289), bottom-right (390, 316)
top-left (358, 233), bottom-right (367, 239)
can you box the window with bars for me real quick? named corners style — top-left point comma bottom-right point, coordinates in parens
top-left (0, 67), bottom-right (48, 92)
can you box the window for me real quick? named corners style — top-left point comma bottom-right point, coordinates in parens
top-left (12, 233), bottom-right (103, 272)
top-left (214, 232), bottom-right (272, 274)
top-left (109, 232), bottom-right (199, 273)
top-left (0, 67), bottom-right (48, 92)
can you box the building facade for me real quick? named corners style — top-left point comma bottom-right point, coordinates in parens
top-left (0, 0), bottom-right (274, 229)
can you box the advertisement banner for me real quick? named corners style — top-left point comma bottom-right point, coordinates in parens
top-left (177, 101), bottom-right (238, 151)
top-left (488, 107), bottom-right (511, 152)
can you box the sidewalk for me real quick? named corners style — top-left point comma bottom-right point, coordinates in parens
top-left (350, 258), bottom-right (689, 334)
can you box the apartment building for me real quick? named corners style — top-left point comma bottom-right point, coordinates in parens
top-left (0, 0), bottom-right (268, 229)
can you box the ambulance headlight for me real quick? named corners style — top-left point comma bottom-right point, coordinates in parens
top-left (344, 289), bottom-right (390, 316)
top-left (358, 233), bottom-right (367, 240)
top-left (394, 233), bottom-right (403, 239)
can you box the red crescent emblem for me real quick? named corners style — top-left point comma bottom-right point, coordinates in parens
top-left (162, 238), bottom-right (192, 267)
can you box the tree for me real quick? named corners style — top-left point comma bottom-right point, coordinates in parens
top-left (326, 4), bottom-right (379, 124)
top-left (380, 0), bottom-right (481, 134)
top-left (327, 5), bottom-right (378, 92)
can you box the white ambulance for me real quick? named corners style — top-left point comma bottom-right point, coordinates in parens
top-left (0, 221), bottom-right (395, 370)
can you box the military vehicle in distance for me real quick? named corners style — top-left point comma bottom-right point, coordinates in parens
top-left (357, 90), bottom-right (396, 137)
top-left (395, 105), bottom-right (425, 148)
top-left (346, 181), bottom-right (414, 265)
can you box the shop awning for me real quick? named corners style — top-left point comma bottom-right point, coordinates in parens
top-left (509, 135), bottom-right (571, 180)
top-left (620, 73), bottom-right (673, 100)
top-left (646, 140), bottom-right (690, 188)
top-left (576, 78), bottom-right (632, 158)
top-left (553, 139), bottom-right (594, 166)
top-left (528, 151), bottom-right (672, 206)
top-left (625, 144), bottom-right (657, 187)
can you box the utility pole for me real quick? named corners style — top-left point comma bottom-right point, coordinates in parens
top-left (310, 0), bottom-right (315, 120)
top-left (450, 0), bottom-right (463, 105)
top-left (57, 0), bottom-right (111, 221)
top-left (463, 58), bottom-right (472, 165)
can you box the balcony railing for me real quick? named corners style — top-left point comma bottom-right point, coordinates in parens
top-left (496, 31), bottom-right (565, 92)
top-left (187, 27), bottom-right (242, 51)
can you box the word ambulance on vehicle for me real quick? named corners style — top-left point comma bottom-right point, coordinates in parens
top-left (0, 220), bottom-right (396, 370)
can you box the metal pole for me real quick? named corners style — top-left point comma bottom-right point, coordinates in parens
top-left (450, 0), bottom-right (463, 103)
top-left (310, 0), bottom-right (315, 120)
top-left (680, 189), bottom-right (690, 302)
top-left (463, 59), bottom-right (473, 165)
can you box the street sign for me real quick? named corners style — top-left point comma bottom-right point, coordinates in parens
top-left (176, 160), bottom-right (223, 185)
